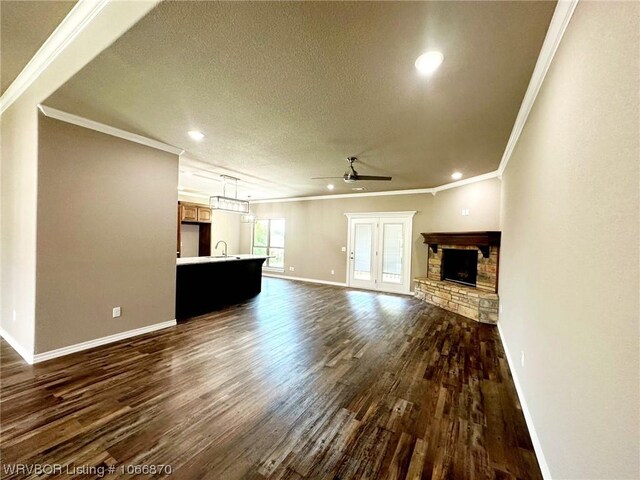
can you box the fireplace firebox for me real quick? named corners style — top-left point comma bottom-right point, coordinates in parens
top-left (442, 249), bottom-right (477, 287)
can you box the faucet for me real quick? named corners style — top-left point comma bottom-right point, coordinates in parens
top-left (215, 240), bottom-right (228, 257)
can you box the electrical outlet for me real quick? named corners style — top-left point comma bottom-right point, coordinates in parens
top-left (12, 310), bottom-right (17, 323)
top-left (289, 266), bottom-right (295, 272)
top-left (461, 208), bottom-right (470, 216)
top-left (331, 269), bottom-right (335, 275)
top-left (341, 246), bottom-right (346, 252)
top-left (520, 351), bottom-right (525, 368)
top-left (112, 307), bottom-right (121, 318)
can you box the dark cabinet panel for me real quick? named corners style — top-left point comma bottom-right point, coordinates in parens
top-left (176, 258), bottom-right (266, 320)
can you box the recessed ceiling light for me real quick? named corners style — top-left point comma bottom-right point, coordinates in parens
top-left (415, 51), bottom-right (444, 75)
top-left (327, 184), bottom-right (335, 190)
top-left (188, 130), bottom-right (205, 141)
top-left (451, 172), bottom-right (463, 180)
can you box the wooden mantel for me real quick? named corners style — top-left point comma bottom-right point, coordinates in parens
top-left (421, 231), bottom-right (501, 258)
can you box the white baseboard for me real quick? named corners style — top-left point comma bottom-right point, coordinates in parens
top-left (263, 273), bottom-right (415, 296)
top-left (0, 326), bottom-right (35, 364)
top-left (263, 273), bottom-right (347, 287)
top-left (32, 320), bottom-right (177, 364)
top-left (497, 322), bottom-right (551, 479)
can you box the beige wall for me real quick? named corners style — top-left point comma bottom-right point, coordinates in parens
top-left (35, 115), bottom-right (178, 353)
top-left (499, 2), bottom-right (639, 477)
top-left (0, 1), bottom-right (160, 360)
top-left (240, 178), bottom-right (501, 285)
top-left (429, 179), bottom-right (502, 232)
top-left (210, 210), bottom-right (241, 255)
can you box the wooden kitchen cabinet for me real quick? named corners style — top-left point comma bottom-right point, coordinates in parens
top-left (179, 203), bottom-right (211, 224)
top-left (197, 207), bottom-right (211, 223)
top-left (180, 203), bottom-right (198, 222)
top-left (177, 202), bottom-right (212, 258)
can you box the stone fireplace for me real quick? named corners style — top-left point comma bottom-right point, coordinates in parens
top-left (414, 231), bottom-right (501, 324)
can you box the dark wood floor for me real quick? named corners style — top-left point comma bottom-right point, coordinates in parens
top-left (0, 278), bottom-right (540, 479)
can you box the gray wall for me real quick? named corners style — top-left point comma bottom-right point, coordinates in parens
top-left (241, 178), bottom-right (501, 285)
top-left (499, 2), bottom-right (639, 477)
top-left (35, 115), bottom-right (179, 353)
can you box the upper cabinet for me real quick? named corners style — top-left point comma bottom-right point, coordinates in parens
top-left (180, 203), bottom-right (198, 222)
top-left (177, 202), bottom-right (212, 258)
top-left (197, 207), bottom-right (211, 223)
top-left (179, 202), bottom-right (211, 224)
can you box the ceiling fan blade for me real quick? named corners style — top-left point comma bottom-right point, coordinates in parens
top-left (311, 176), bottom-right (346, 180)
top-left (355, 175), bottom-right (393, 181)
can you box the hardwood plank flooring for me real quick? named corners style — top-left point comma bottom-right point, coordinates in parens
top-left (0, 278), bottom-right (541, 479)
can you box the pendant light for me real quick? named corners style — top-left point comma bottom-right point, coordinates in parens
top-left (210, 175), bottom-right (249, 214)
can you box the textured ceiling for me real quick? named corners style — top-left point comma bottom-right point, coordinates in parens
top-left (1, 0), bottom-right (76, 94)
top-left (45, 1), bottom-right (555, 199)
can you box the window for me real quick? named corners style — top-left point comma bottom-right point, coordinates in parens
top-left (252, 219), bottom-right (285, 269)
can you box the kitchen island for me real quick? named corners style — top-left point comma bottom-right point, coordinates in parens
top-left (176, 254), bottom-right (268, 320)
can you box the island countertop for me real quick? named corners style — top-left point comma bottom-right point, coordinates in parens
top-left (176, 254), bottom-right (270, 266)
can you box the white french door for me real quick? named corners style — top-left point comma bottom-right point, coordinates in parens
top-left (349, 218), bottom-right (378, 290)
top-left (346, 212), bottom-right (415, 294)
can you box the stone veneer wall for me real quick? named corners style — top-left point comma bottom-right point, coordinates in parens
top-left (415, 278), bottom-right (499, 324)
top-left (415, 244), bottom-right (500, 324)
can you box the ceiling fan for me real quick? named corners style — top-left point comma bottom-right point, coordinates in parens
top-left (312, 157), bottom-right (392, 183)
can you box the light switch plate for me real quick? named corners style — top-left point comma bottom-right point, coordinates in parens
top-left (341, 246), bottom-right (346, 252)
top-left (112, 307), bottom-right (121, 318)
top-left (461, 209), bottom-right (470, 216)
top-left (289, 266), bottom-right (295, 271)
top-left (331, 270), bottom-right (335, 275)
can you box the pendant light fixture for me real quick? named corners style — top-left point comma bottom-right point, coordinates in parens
top-left (210, 175), bottom-right (250, 214)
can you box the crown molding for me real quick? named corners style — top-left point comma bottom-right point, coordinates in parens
top-left (497, 0), bottom-right (579, 176)
top-left (0, 0), bottom-right (110, 115)
top-left (431, 170), bottom-right (500, 195)
top-left (249, 171), bottom-right (500, 204)
top-left (250, 187), bottom-right (433, 204)
top-left (38, 105), bottom-right (184, 156)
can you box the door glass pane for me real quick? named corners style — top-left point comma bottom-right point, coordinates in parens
top-left (382, 223), bottom-right (403, 284)
top-left (270, 219), bottom-right (285, 248)
top-left (353, 223), bottom-right (372, 280)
